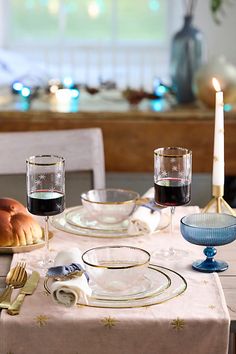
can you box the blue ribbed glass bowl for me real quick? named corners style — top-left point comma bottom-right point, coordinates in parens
top-left (180, 213), bottom-right (236, 272)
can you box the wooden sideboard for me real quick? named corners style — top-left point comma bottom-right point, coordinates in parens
top-left (0, 106), bottom-right (236, 175)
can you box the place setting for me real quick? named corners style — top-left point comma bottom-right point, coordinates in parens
top-left (51, 187), bottom-right (171, 238)
top-left (43, 245), bottom-right (187, 309)
top-left (42, 146), bottom-right (193, 309)
top-left (0, 149), bottom-right (190, 311)
top-left (42, 182), bottom-right (187, 309)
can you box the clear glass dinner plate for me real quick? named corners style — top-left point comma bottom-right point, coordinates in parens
top-left (66, 206), bottom-right (129, 232)
top-left (51, 207), bottom-right (169, 238)
top-left (90, 266), bottom-right (171, 300)
top-left (45, 266), bottom-right (171, 302)
top-left (51, 208), bottom-right (140, 238)
top-left (44, 264), bottom-right (187, 308)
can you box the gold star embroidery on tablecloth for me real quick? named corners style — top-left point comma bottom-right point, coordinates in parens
top-left (35, 314), bottom-right (49, 327)
top-left (209, 305), bottom-right (216, 310)
top-left (171, 318), bottom-right (185, 330)
top-left (101, 316), bottom-right (119, 329)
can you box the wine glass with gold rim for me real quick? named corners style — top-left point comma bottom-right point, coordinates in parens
top-left (26, 155), bottom-right (65, 268)
top-left (153, 147), bottom-right (192, 259)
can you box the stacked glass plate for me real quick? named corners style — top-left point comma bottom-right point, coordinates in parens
top-left (51, 206), bottom-right (169, 238)
top-left (44, 264), bottom-right (187, 308)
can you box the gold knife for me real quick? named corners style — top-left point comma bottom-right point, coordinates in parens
top-left (7, 271), bottom-right (40, 316)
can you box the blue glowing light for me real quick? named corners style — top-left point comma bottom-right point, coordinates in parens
top-left (149, 0), bottom-right (160, 12)
top-left (153, 77), bottom-right (168, 97)
top-left (63, 77), bottom-right (74, 88)
top-left (70, 99), bottom-right (79, 113)
top-left (150, 99), bottom-right (164, 112)
top-left (21, 87), bottom-right (31, 97)
top-left (13, 82), bottom-right (23, 92)
top-left (224, 104), bottom-right (232, 112)
top-left (71, 89), bottom-right (80, 99)
top-left (20, 99), bottom-right (30, 111)
top-left (155, 84), bottom-right (167, 96)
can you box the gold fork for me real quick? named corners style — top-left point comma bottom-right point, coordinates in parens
top-left (0, 262), bottom-right (27, 309)
top-left (0, 263), bottom-right (21, 301)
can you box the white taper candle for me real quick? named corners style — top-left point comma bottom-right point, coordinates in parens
top-left (212, 78), bottom-right (224, 186)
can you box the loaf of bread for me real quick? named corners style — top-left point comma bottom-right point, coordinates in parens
top-left (0, 198), bottom-right (43, 247)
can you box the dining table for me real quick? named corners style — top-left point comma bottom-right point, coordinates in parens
top-left (0, 202), bottom-right (236, 354)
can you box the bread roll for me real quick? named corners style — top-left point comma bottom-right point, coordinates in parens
top-left (0, 198), bottom-right (43, 247)
top-left (0, 198), bottom-right (27, 215)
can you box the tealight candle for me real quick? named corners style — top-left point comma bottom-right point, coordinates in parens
top-left (212, 78), bottom-right (224, 187)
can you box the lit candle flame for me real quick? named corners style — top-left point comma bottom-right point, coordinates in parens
top-left (212, 78), bottom-right (221, 92)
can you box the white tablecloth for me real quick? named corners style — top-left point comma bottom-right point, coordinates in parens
top-left (0, 206), bottom-right (230, 354)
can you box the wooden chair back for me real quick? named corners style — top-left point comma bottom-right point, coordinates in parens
top-left (0, 128), bottom-right (106, 189)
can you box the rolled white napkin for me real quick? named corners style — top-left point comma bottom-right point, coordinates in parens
top-left (50, 248), bottom-right (92, 307)
top-left (128, 187), bottom-right (168, 235)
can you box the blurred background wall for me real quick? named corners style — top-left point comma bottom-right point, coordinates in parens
top-left (0, 0), bottom-right (235, 207)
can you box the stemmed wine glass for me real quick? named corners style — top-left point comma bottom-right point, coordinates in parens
top-left (153, 147), bottom-right (192, 259)
top-left (26, 155), bottom-right (65, 268)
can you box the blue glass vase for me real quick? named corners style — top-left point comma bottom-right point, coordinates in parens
top-left (170, 15), bottom-right (204, 104)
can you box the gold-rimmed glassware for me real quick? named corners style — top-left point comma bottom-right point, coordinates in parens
top-left (81, 188), bottom-right (140, 225)
top-left (82, 245), bottom-right (150, 292)
top-left (153, 147), bottom-right (192, 259)
top-left (26, 155), bottom-right (65, 269)
top-left (44, 264), bottom-right (187, 308)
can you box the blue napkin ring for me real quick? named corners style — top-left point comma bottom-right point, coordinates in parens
top-left (142, 199), bottom-right (163, 214)
top-left (47, 263), bottom-right (89, 282)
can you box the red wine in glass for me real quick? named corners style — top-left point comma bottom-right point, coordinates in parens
top-left (26, 155), bottom-right (65, 269)
top-left (27, 190), bottom-right (65, 216)
top-left (154, 178), bottom-right (191, 207)
top-left (153, 147), bottom-right (192, 260)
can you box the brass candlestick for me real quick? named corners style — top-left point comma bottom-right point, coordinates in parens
top-left (203, 185), bottom-right (236, 216)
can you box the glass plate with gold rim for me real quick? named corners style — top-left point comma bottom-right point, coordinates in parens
top-left (66, 206), bottom-right (128, 232)
top-left (45, 266), bottom-right (171, 302)
top-left (51, 208), bottom-right (140, 238)
top-left (51, 207), bottom-right (170, 238)
top-left (44, 264), bottom-right (187, 308)
top-left (90, 266), bottom-right (171, 301)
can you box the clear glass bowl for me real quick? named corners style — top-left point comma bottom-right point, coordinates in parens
top-left (82, 245), bottom-right (150, 292)
top-left (180, 213), bottom-right (236, 272)
top-left (81, 188), bottom-right (140, 225)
